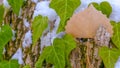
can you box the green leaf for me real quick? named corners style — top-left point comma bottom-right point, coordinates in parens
top-left (8, 0), bottom-right (23, 15)
top-left (50, 0), bottom-right (81, 33)
top-left (0, 25), bottom-right (13, 59)
top-left (111, 21), bottom-right (120, 49)
top-left (35, 34), bottom-right (76, 68)
top-left (23, 65), bottom-right (30, 68)
top-left (35, 46), bottom-right (51, 68)
top-left (100, 1), bottom-right (112, 17)
top-left (36, 38), bottom-right (65, 68)
top-left (32, 16), bottom-right (48, 46)
top-left (0, 25), bottom-right (13, 47)
top-left (89, 2), bottom-right (100, 10)
top-left (99, 47), bottom-right (120, 68)
top-left (90, 1), bottom-right (112, 17)
top-left (0, 5), bottom-right (4, 25)
top-left (63, 34), bottom-right (76, 67)
top-left (0, 60), bottom-right (20, 68)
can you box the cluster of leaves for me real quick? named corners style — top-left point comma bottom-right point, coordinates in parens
top-left (1, 0), bottom-right (79, 67)
top-left (0, 0), bottom-right (120, 68)
top-left (33, 0), bottom-right (81, 68)
top-left (35, 34), bottom-right (76, 68)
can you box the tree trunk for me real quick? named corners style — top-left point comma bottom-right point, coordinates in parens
top-left (3, 0), bottom-right (108, 68)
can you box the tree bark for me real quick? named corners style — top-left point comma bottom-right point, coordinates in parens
top-left (3, 0), bottom-right (110, 68)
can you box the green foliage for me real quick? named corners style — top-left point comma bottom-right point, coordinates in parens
top-left (99, 21), bottom-right (120, 68)
top-left (99, 47), bottom-right (120, 68)
top-left (0, 25), bottom-right (13, 59)
top-left (8, 0), bottom-right (24, 15)
top-left (50, 0), bottom-right (81, 33)
top-left (0, 60), bottom-right (19, 68)
top-left (90, 2), bottom-right (100, 10)
top-left (32, 15), bottom-right (48, 46)
top-left (23, 65), bottom-right (30, 68)
top-left (35, 34), bottom-right (76, 68)
top-left (90, 1), bottom-right (112, 17)
top-left (100, 1), bottom-right (112, 17)
top-left (35, 38), bottom-right (65, 68)
top-left (111, 21), bottom-right (120, 49)
top-left (63, 34), bottom-right (77, 67)
top-left (0, 5), bottom-right (4, 25)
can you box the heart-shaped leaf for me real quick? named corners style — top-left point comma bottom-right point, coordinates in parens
top-left (0, 25), bottom-right (13, 59)
top-left (99, 47), bottom-right (120, 68)
top-left (0, 60), bottom-right (19, 68)
top-left (35, 34), bottom-right (76, 68)
top-left (111, 21), bottom-right (120, 49)
top-left (90, 1), bottom-right (112, 17)
top-left (50, 0), bottom-right (81, 33)
top-left (32, 15), bottom-right (48, 46)
top-left (8, 0), bottom-right (24, 15)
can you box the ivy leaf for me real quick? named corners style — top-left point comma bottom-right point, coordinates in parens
top-left (111, 21), bottom-right (120, 49)
top-left (8, 0), bottom-right (23, 15)
top-left (0, 5), bottom-right (4, 25)
top-left (35, 34), bottom-right (76, 68)
top-left (50, 0), bottom-right (81, 33)
top-left (89, 2), bottom-right (100, 10)
top-left (62, 34), bottom-right (76, 67)
top-left (23, 65), bottom-right (30, 68)
top-left (0, 25), bottom-right (13, 59)
top-left (0, 60), bottom-right (20, 68)
top-left (36, 38), bottom-right (65, 68)
top-left (35, 46), bottom-right (51, 68)
top-left (0, 25), bottom-right (13, 48)
top-left (100, 1), bottom-right (112, 17)
top-left (32, 16), bottom-right (48, 46)
top-left (99, 47), bottom-right (120, 68)
top-left (90, 1), bottom-right (112, 17)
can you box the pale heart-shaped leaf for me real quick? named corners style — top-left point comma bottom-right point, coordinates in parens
top-left (35, 34), bottom-right (76, 68)
top-left (65, 5), bottom-right (113, 38)
top-left (90, 1), bottom-right (112, 17)
top-left (0, 25), bottom-right (13, 59)
top-left (8, 0), bottom-right (24, 15)
top-left (32, 15), bottom-right (48, 46)
top-left (111, 21), bottom-right (120, 49)
top-left (50, 0), bottom-right (81, 33)
top-left (0, 5), bottom-right (4, 25)
top-left (99, 47), bottom-right (120, 68)
top-left (0, 60), bottom-right (20, 68)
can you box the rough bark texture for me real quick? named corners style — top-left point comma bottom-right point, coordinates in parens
top-left (70, 26), bottom-right (111, 68)
top-left (3, 0), bottom-right (39, 68)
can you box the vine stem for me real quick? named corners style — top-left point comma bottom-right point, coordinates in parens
top-left (86, 39), bottom-right (93, 68)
